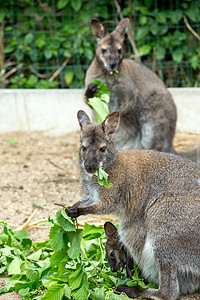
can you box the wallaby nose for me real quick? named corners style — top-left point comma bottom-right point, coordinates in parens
top-left (109, 61), bottom-right (117, 70)
top-left (84, 162), bottom-right (97, 173)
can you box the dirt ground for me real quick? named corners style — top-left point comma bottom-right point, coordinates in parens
top-left (0, 130), bottom-right (200, 300)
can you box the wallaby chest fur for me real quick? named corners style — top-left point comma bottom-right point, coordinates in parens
top-left (66, 110), bottom-right (200, 300)
top-left (85, 18), bottom-right (177, 152)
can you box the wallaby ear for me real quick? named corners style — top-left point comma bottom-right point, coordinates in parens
top-left (104, 222), bottom-right (117, 239)
top-left (102, 111), bottom-right (120, 135)
top-left (91, 18), bottom-right (107, 40)
top-left (77, 110), bottom-right (91, 128)
top-left (116, 18), bottom-right (129, 36)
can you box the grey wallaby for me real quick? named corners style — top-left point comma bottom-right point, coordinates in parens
top-left (84, 18), bottom-right (200, 162)
top-left (66, 110), bottom-right (200, 300)
top-left (104, 221), bottom-right (134, 278)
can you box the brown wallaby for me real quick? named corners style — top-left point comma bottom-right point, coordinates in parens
top-left (84, 18), bottom-right (200, 163)
top-left (104, 221), bottom-right (134, 278)
top-left (66, 110), bottom-right (200, 300)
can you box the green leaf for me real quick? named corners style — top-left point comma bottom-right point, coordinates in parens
top-left (27, 249), bottom-right (42, 260)
top-left (83, 223), bottom-right (104, 240)
top-left (50, 250), bottom-right (69, 266)
top-left (24, 32), bottom-right (34, 44)
top-left (171, 10), bottom-right (182, 24)
top-left (172, 49), bottom-right (183, 63)
top-left (0, 283), bottom-right (14, 294)
top-left (56, 209), bottom-right (76, 232)
top-left (7, 257), bottom-right (23, 275)
top-left (71, 0), bottom-right (82, 11)
top-left (18, 287), bottom-right (30, 296)
top-left (69, 265), bottom-right (83, 291)
top-left (99, 271), bottom-right (117, 286)
top-left (92, 80), bottom-right (110, 100)
top-left (64, 70), bottom-right (74, 85)
top-left (26, 268), bottom-right (40, 282)
top-left (86, 80), bottom-right (110, 124)
top-left (156, 12), bottom-right (167, 23)
top-left (44, 50), bottom-right (53, 59)
top-left (67, 229), bottom-right (83, 259)
top-left (49, 225), bottom-right (66, 251)
top-left (87, 97), bottom-right (109, 124)
top-left (13, 230), bottom-right (28, 241)
top-left (7, 139), bottom-right (18, 145)
top-left (155, 45), bottom-right (166, 60)
top-left (72, 282), bottom-right (89, 300)
top-left (135, 27), bottom-right (149, 40)
top-left (89, 290), bottom-right (106, 300)
top-left (138, 45), bottom-right (151, 56)
top-left (72, 272), bottom-right (88, 300)
top-left (41, 283), bottom-right (65, 300)
top-left (108, 291), bottom-right (130, 299)
top-left (57, 0), bottom-right (69, 10)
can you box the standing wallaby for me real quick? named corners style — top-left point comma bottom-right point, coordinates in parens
top-left (66, 110), bottom-right (200, 300)
top-left (104, 221), bottom-right (134, 278)
top-left (85, 18), bottom-right (177, 152)
top-left (84, 18), bottom-right (200, 163)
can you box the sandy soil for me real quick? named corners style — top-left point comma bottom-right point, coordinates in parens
top-left (0, 130), bottom-right (200, 300)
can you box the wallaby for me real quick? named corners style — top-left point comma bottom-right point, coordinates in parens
top-left (84, 18), bottom-right (200, 163)
top-left (66, 110), bottom-right (200, 300)
top-left (104, 221), bottom-right (134, 278)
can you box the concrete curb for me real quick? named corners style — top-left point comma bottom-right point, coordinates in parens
top-left (0, 88), bottom-right (199, 135)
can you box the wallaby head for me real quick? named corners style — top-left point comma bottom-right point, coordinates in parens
top-left (104, 222), bottom-right (126, 272)
top-left (91, 18), bottom-right (129, 73)
top-left (77, 110), bottom-right (120, 175)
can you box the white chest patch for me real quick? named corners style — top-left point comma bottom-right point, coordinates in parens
top-left (141, 236), bottom-right (159, 285)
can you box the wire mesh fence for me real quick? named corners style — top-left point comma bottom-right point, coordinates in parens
top-left (0, 0), bottom-right (199, 88)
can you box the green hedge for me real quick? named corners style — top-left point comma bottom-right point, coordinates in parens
top-left (0, 0), bottom-right (199, 88)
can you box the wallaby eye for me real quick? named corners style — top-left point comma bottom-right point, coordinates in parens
top-left (118, 48), bottom-right (122, 54)
top-left (81, 145), bottom-right (87, 152)
top-left (100, 146), bottom-right (106, 152)
top-left (110, 250), bottom-right (115, 257)
top-left (101, 48), bottom-right (107, 54)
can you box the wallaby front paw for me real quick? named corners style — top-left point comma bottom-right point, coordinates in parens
top-left (85, 83), bottom-right (98, 99)
top-left (115, 286), bottom-right (142, 298)
top-left (65, 206), bottom-right (80, 218)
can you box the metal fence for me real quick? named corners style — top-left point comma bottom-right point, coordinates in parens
top-left (0, 0), bottom-right (199, 88)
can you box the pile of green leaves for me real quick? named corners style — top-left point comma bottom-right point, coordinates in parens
top-left (0, 210), bottom-right (154, 300)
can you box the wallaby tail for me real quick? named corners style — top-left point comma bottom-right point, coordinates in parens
top-left (177, 145), bottom-right (200, 164)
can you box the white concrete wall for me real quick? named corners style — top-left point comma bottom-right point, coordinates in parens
top-left (0, 88), bottom-right (199, 135)
top-left (168, 88), bottom-right (200, 134)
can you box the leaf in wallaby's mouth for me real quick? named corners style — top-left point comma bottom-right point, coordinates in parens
top-left (93, 166), bottom-right (113, 188)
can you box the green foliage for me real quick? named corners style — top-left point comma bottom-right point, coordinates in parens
top-left (0, 0), bottom-right (199, 88)
top-left (0, 213), bottom-right (199, 299)
top-left (86, 80), bottom-right (110, 125)
top-left (7, 139), bottom-right (18, 145)
top-left (0, 211), bottom-right (138, 299)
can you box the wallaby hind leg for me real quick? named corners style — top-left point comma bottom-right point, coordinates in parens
top-left (116, 262), bottom-right (180, 300)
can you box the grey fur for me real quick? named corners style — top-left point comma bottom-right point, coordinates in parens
top-left (85, 18), bottom-right (200, 162)
top-left (85, 18), bottom-right (177, 153)
top-left (66, 110), bottom-right (200, 300)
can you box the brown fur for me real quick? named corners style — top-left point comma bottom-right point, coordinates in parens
top-left (66, 110), bottom-right (200, 300)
